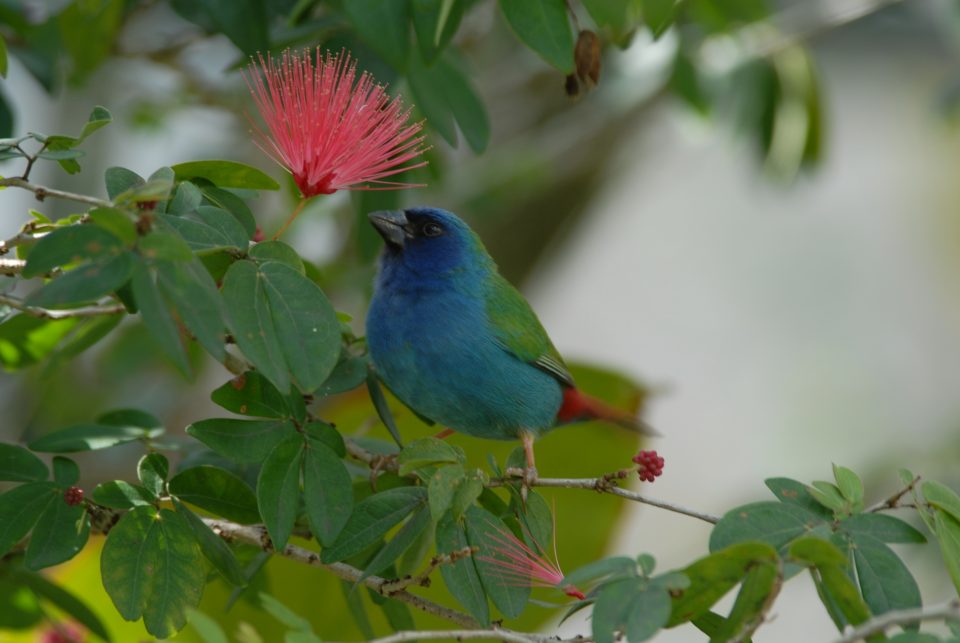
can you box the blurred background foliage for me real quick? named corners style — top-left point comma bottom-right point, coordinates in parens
top-left (1, 0), bottom-right (960, 641)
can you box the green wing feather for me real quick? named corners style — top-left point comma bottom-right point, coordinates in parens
top-left (484, 273), bottom-right (575, 387)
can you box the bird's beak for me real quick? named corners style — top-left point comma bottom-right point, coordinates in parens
top-left (368, 210), bottom-right (410, 248)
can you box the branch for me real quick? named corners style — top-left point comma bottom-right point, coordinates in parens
top-left (867, 474), bottom-right (921, 513)
top-left (379, 546), bottom-right (477, 594)
top-left (0, 293), bottom-right (125, 319)
top-left (495, 470), bottom-right (720, 524)
top-left (0, 258), bottom-right (27, 275)
top-left (0, 177), bottom-right (112, 208)
top-left (201, 519), bottom-right (479, 629)
top-left (833, 599), bottom-right (960, 642)
top-left (332, 628), bottom-right (592, 643)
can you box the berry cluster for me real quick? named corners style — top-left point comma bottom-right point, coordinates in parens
top-left (633, 450), bottom-right (665, 483)
top-left (63, 486), bottom-right (84, 506)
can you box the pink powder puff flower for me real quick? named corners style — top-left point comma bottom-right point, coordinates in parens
top-left (478, 522), bottom-right (586, 600)
top-left (244, 48), bottom-right (428, 198)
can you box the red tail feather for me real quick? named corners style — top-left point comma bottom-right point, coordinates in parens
top-left (556, 387), bottom-right (658, 436)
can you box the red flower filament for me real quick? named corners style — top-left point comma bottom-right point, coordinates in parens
top-left (478, 522), bottom-right (586, 600)
top-left (245, 48), bottom-right (428, 198)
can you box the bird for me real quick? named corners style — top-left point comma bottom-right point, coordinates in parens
top-left (365, 207), bottom-right (655, 484)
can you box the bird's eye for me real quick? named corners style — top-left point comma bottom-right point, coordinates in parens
top-left (422, 222), bottom-right (443, 237)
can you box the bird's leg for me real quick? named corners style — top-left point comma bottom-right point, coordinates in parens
top-left (520, 431), bottom-right (538, 503)
top-left (433, 428), bottom-right (455, 440)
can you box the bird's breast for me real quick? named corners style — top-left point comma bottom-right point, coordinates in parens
top-left (366, 284), bottom-right (562, 440)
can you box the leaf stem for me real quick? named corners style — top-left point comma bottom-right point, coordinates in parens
top-left (0, 293), bottom-right (126, 319)
top-left (329, 628), bottom-right (592, 643)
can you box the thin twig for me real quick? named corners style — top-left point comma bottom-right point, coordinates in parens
top-left (380, 546), bottom-right (477, 594)
top-left (0, 177), bottom-right (112, 208)
top-left (201, 519), bottom-right (479, 629)
top-left (330, 628), bottom-right (592, 643)
top-left (0, 258), bottom-right (27, 275)
top-left (493, 472), bottom-right (720, 524)
top-left (0, 229), bottom-right (48, 256)
top-left (833, 599), bottom-right (960, 642)
top-left (0, 293), bottom-right (125, 319)
top-left (867, 475), bottom-right (921, 513)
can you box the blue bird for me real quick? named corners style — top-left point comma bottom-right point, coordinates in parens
top-left (365, 207), bottom-right (653, 479)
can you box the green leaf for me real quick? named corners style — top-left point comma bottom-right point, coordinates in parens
top-left (833, 464), bottom-right (864, 509)
top-left (139, 230), bottom-right (194, 262)
top-left (187, 609), bottom-right (228, 643)
top-left (412, 0), bottom-right (463, 64)
top-left (89, 207), bottom-right (137, 245)
top-left (711, 560), bottom-right (780, 642)
top-left (563, 556), bottom-right (637, 588)
top-left (0, 34), bottom-right (7, 78)
top-left (92, 480), bottom-right (155, 509)
top-left (15, 569), bottom-right (112, 641)
top-left (101, 505), bottom-right (206, 638)
top-left (223, 260), bottom-right (341, 394)
top-left (466, 505), bottom-right (530, 619)
top-left (24, 496), bottom-right (90, 570)
top-left (398, 436), bottom-right (465, 475)
top-left (626, 585), bottom-right (672, 642)
top-left (302, 440), bottom-right (353, 546)
top-left (498, 0), bottom-right (574, 73)
top-left (79, 105), bottom-right (112, 141)
top-left (315, 355), bottom-right (370, 396)
top-left (105, 167), bottom-right (145, 200)
top-left (841, 513), bottom-right (926, 544)
top-left (0, 482), bottom-right (58, 557)
top-left (170, 465), bottom-right (260, 524)
top-left (789, 537), bottom-right (871, 628)
top-left (933, 510), bottom-right (960, 595)
top-left (156, 257), bottom-right (227, 360)
top-left (257, 435), bottom-right (303, 550)
top-left (200, 186), bottom-right (257, 238)
top-left (429, 463), bottom-right (465, 519)
top-left (343, 0), bottom-right (411, 70)
top-left (29, 423), bottom-right (160, 453)
top-left (645, 0), bottom-right (677, 38)
top-left (258, 591), bottom-right (314, 631)
top-left (138, 453), bottom-right (169, 499)
top-left (303, 422), bottom-right (346, 457)
top-left (592, 577), bottom-right (640, 643)
top-left (407, 52), bottom-right (490, 152)
top-left (98, 408), bottom-right (163, 431)
top-left (169, 181), bottom-right (204, 214)
top-left (173, 499), bottom-right (246, 586)
top-left (667, 542), bottom-right (778, 626)
top-left (131, 256), bottom-right (190, 375)
top-left (58, 0), bottom-right (122, 83)
top-left (436, 511), bottom-right (489, 625)
top-left (26, 252), bottom-right (134, 309)
top-left (212, 371), bottom-right (290, 418)
top-left (157, 207), bottom-right (249, 252)
top-left (248, 240), bottom-right (304, 273)
top-left (0, 574), bottom-right (42, 628)
top-left (366, 371), bottom-right (405, 447)
top-left (765, 477), bottom-right (834, 519)
top-left (186, 418), bottom-right (297, 463)
top-left (52, 456), bottom-right (79, 486)
top-left (322, 487), bottom-right (428, 563)
top-left (177, 0), bottom-right (268, 55)
top-left (361, 504), bottom-right (431, 580)
top-left (808, 480), bottom-right (850, 514)
top-left (923, 480), bottom-right (960, 523)
top-left (0, 442), bottom-right (48, 482)
top-left (22, 224), bottom-right (125, 278)
top-left (709, 501), bottom-right (825, 553)
top-left (850, 535), bottom-right (921, 624)
top-left (171, 160), bottom-right (280, 190)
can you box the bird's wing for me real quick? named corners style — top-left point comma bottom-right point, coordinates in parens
top-left (484, 273), bottom-right (575, 388)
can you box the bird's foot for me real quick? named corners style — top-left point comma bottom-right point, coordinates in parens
top-left (521, 465), bottom-right (538, 503)
top-left (369, 453), bottom-right (399, 491)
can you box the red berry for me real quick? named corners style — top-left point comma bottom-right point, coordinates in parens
top-left (632, 450), bottom-right (664, 482)
top-left (63, 486), bottom-right (84, 506)
top-left (253, 226), bottom-right (265, 243)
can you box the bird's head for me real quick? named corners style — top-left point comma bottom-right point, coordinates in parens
top-left (368, 207), bottom-right (492, 277)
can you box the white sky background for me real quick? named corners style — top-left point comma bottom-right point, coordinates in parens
top-left (530, 23), bottom-right (960, 642)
